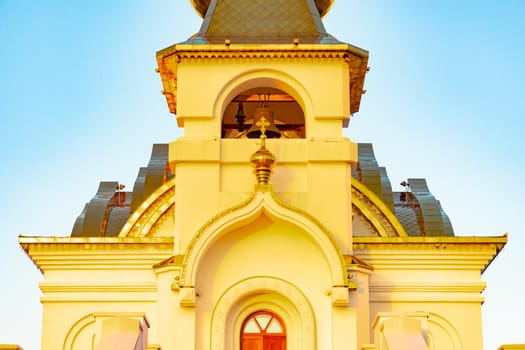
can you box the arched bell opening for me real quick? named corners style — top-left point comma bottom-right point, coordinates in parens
top-left (221, 87), bottom-right (306, 139)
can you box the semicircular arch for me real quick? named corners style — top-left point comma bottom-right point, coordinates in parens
top-left (214, 68), bottom-right (314, 136)
top-left (427, 311), bottom-right (463, 350)
top-left (351, 178), bottom-right (408, 237)
top-left (119, 177), bottom-right (176, 237)
top-left (211, 276), bottom-right (316, 350)
top-left (63, 313), bottom-right (96, 350)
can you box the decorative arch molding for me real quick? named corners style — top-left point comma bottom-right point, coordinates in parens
top-left (180, 188), bottom-right (347, 288)
top-left (119, 177), bottom-right (176, 237)
top-left (211, 276), bottom-right (316, 350)
top-left (63, 312), bottom-right (150, 350)
top-left (62, 313), bottom-right (96, 350)
top-left (351, 178), bottom-right (408, 237)
top-left (214, 68), bottom-right (315, 133)
top-left (426, 311), bottom-right (463, 350)
top-left (117, 178), bottom-right (406, 240)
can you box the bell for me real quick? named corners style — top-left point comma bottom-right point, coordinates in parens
top-left (235, 102), bottom-right (246, 132)
top-left (246, 105), bottom-right (281, 139)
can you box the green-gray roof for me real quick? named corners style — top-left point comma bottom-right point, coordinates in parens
top-left (72, 142), bottom-right (454, 237)
top-left (185, 0), bottom-right (339, 44)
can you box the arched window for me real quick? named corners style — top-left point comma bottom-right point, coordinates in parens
top-left (222, 88), bottom-right (305, 139)
top-left (241, 311), bottom-right (286, 350)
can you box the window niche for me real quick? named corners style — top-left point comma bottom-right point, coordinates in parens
top-left (221, 87), bottom-right (305, 139)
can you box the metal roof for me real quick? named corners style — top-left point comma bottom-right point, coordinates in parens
top-left (353, 143), bottom-right (455, 237)
top-left (71, 144), bottom-right (173, 237)
top-left (186, 0), bottom-right (339, 44)
top-left (190, 0), bottom-right (335, 19)
top-left (72, 142), bottom-right (454, 237)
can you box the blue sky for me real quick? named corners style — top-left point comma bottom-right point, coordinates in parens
top-left (1, 1), bottom-right (524, 349)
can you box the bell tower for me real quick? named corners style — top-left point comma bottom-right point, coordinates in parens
top-left (156, 0), bottom-right (368, 256)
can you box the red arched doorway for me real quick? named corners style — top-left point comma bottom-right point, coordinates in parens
top-left (241, 311), bottom-right (286, 350)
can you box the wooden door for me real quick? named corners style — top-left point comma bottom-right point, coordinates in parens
top-left (241, 311), bottom-right (286, 350)
top-left (262, 335), bottom-right (285, 350)
top-left (242, 334), bottom-right (263, 350)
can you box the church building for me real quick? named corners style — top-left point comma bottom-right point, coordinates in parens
top-left (19, 1), bottom-right (507, 349)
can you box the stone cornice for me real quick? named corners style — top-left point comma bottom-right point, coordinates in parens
top-left (156, 43), bottom-right (368, 116)
top-left (19, 236), bottom-right (174, 273)
top-left (353, 235), bottom-right (507, 248)
top-left (19, 235), bottom-right (174, 245)
top-left (370, 281), bottom-right (486, 293)
top-left (39, 281), bottom-right (159, 303)
top-left (169, 49), bottom-right (360, 61)
top-left (353, 235), bottom-right (507, 273)
top-left (157, 43), bottom-right (368, 60)
top-left (39, 281), bottom-right (158, 293)
top-left (369, 281), bottom-right (487, 303)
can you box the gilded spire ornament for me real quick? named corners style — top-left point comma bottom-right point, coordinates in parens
top-left (250, 116), bottom-right (277, 188)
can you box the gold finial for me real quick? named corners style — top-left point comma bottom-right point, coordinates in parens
top-left (249, 119), bottom-right (276, 188)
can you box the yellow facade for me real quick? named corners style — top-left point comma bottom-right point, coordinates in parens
top-left (18, 1), bottom-right (510, 349)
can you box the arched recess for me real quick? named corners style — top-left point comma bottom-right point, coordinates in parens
top-left (351, 178), bottom-right (408, 237)
top-left (211, 276), bottom-right (316, 350)
top-left (214, 69), bottom-right (314, 138)
top-left (118, 176), bottom-right (408, 239)
top-left (180, 190), bottom-right (347, 288)
top-left (119, 177), bottom-right (175, 237)
top-left (117, 175), bottom-right (409, 241)
top-left (63, 312), bottom-right (149, 350)
top-left (63, 313), bottom-right (96, 350)
top-left (426, 312), bottom-right (463, 350)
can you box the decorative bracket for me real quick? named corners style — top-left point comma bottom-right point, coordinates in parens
top-left (179, 287), bottom-right (196, 307)
top-left (331, 286), bottom-right (350, 307)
